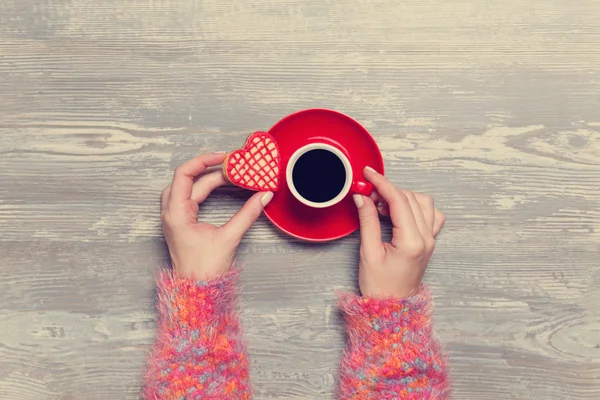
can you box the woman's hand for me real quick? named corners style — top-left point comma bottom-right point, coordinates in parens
top-left (353, 167), bottom-right (446, 299)
top-left (160, 152), bottom-right (274, 280)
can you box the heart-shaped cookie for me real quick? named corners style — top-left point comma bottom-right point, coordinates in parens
top-left (223, 131), bottom-right (280, 192)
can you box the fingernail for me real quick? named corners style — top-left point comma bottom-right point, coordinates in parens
top-left (353, 194), bottom-right (364, 208)
top-left (364, 166), bottom-right (377, 174)
top-left (214, 151), bottom-right (227, 155)
top-left (260, 191), bottom-right (274, 207)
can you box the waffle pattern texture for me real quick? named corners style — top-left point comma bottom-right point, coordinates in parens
top-left (144, 270), bottom-right (449, 399)
top-left (224, 131), bottom-right (280, 192)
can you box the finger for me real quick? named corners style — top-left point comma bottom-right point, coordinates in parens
top-left (377, 201), bottom-right (390, 216)
top-left (400, 189), bottom-right (430, 239)
top-left (161, 185), bottom-right (171, 211)
top-left (414, 193), bottom-right (435, 233)
top-left (369, 190), bottom-right (382, 204)
top-left (190, 170), bottom-right (229, 204)
top-left (220, 191), bottom-right (274, 243)
top-left (353, 194), bottom-right (382, 255)
top-left (170, 152), bottom-right (226, 203)
top-left (369, 190), bottom-right (390, 216)
top-left (363, 167), bottom-right (421, 246)
top-left (369, 190), bottom-right (389, 216)
top-left (433, 209), bottom-right (446, 237)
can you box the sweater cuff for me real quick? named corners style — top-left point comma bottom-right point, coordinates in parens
top-left (338, 286), bottom-right (449, 397)
top-left (338, 286), bottom-right (433, 343)
top-left (155, 268), bottom-right (239, 332)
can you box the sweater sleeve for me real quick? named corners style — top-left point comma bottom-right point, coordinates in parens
top-left (338, 286), bottom-right (450, 400)
top-left (144, 269), bottom-right (251, 400)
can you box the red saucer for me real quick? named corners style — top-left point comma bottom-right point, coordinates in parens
top-left (263, 109), bottom-right (384, 241)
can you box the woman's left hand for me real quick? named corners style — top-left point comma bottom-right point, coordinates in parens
top-left (160, 152), bottom-right (274, 280)
top-left (353, 168), bottom-right (445, 299)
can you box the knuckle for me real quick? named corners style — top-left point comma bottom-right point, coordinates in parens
top-left (389, 191), bottom-right (410, 211)
top-left (174, 166), bottom-right (182, 176)
top-left (424, 236), bottom-right (435, 252)
top-left (438, 211), bottom-right (446, 222)
top-left (404, 238), bottom-right (426, 257)
top-left (400, 189), bottom-right (415, 199)
top-left (395, 190), bottom-right (410, 204)
top-left (359, 246), bottom-right (368, 261)
top-left (160, 211), bottom-right (169, 223)
top-left (422, 194), bottom-right (434, 207)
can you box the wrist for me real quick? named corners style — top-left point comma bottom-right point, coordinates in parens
top-left (360, 287), bottom-right (419, 300)
top-left (359, 282), bottom-right (421, 300)
top-left (339, 285), bottom-right (432, 333)
top-left (172, 259), bottom-right (232, 281)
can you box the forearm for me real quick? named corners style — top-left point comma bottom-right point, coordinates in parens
top-left (144, 269), bottom-right (251, 400)
top-left (338, 286), bottom-right (449, 399)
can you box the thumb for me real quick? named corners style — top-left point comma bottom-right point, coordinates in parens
top-left (221, 191), bottom-right (274, 243)
top-left (353, 194), bottom-right (382, 255)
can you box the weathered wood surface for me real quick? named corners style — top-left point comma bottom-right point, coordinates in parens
top-left (1, 0), bottom-right (599, 399)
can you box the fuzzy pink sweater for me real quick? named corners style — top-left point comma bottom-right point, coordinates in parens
top-left (144, 269), bottom-right (449, 399)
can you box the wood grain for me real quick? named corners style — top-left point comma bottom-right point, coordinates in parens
top-left (1, 0), bottom-right (599, 398)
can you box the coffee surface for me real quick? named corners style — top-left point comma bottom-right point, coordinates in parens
top-left (291, 149), bottom-right (346, 203)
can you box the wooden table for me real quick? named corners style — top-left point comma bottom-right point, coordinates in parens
top-left (1, 1), bottom-right (599, 398)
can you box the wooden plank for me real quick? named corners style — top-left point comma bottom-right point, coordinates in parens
top-left (1, 0), bottom-right (599, 399)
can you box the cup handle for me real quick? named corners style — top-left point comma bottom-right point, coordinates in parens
top-left (351, 181), bottom-right (374, 196)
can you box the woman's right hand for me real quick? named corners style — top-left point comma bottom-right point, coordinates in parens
top-left (352, 167), bottom-right (446, 299)
top-left (161, 152), bottom-right (273, 281)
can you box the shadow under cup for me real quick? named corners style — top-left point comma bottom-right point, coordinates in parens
top-left (286, 144), bottom-right (353, 209)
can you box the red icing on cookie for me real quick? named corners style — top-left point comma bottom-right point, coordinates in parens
top-left (224, 131), bottom-right (280, 192)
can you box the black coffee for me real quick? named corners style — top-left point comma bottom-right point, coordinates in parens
top-left (292, 149), bottom-right (346, 203)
